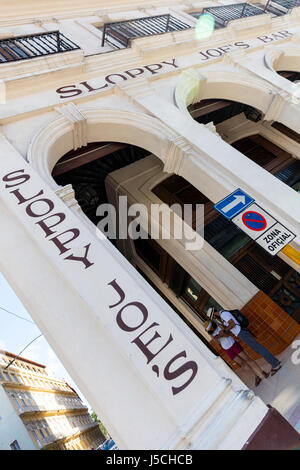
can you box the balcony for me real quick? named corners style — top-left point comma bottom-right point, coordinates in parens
top-left (270, 0), bottom-right (300, 9)
top-left (197, 0), bottom-right (300, 28)
top-left (101, 14), bottom-right (192, 49)
top-left (201, 3), bottom-right (266, 29)
top-left (0, 31), bottom-right (80, 63)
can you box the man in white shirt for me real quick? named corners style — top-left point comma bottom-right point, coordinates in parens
top-left (212, 324), bottom-right (235, 350)
top-left (214, 309), bottom-right (281, 376)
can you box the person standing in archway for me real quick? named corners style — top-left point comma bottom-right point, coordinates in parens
top-left (212, 308), bottom-right (281, 376)
top-left (204, 320), bottom-right (268, 387)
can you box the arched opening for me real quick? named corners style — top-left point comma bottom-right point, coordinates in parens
top-left (30, 110), bottom-right (224, 366)
top-left (188, 94), bottom-right (300, 186)
top-left (53, 141), bottom-right (150, 226)
top-left (30, 108), bottom-right (299, 376)
top-left (27, 108), bottom-right (177, 190)
top-left (51, 140), bottom-right (217, 357)
top-left (188, 98), bottom-right (262, 125)
top-left (175, 70), bottom-right (273, 123)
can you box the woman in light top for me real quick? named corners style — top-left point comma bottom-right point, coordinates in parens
top-left (204, 320), bottom-right (269, 387)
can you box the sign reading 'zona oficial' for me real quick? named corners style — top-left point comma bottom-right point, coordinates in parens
top-left (233, 204), bottom-right (296, 256)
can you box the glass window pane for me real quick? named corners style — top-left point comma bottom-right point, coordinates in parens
top-left (219, 232), bottom-right (250, 260)
top-left (184, 278), bottom-right (202, 302)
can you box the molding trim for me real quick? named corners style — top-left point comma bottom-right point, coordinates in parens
top-left (28, 106), bottom-right (177, 189)
top-left (164, 135), bottom-right (194, 174)
top-left (0, 80), bottom-right (5, 104)
top-left (264, 90), bottom-right (300, 121)
top-left (55, 184), bottom-right (82, 212)
top-left (55, 102), bottom-right (88, 150)
top-left (205, 121), bottom-right (221, 138)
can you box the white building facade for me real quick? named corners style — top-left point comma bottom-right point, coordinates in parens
top-left (0, 0), bottom-right (299, 450)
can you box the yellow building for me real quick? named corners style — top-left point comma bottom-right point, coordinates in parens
top-left (0, 350), bottom-right (105, 450)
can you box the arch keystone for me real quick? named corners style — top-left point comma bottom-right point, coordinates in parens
top-left (175, 69), bottom-right (206, 116)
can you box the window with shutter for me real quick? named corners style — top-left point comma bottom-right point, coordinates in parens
top-left (275, 161), bottom-right (300, 189)
top-left (232, 134), bottom-right (295, 173)
top-left (234, 254), bottom-right (278, 294)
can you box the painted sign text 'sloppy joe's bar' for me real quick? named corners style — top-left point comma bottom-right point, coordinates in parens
top-left (55, 30), bottom-right (293, 100)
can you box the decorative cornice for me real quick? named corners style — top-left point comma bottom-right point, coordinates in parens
top-left (3, 381), bottom-right (77, 395)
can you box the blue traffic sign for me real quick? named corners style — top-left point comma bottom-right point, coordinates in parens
top-left (214, 189), bottom-right (255, 220)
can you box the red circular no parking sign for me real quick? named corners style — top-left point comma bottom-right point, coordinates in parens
top-left (242, 211), bottom-right (267, 231)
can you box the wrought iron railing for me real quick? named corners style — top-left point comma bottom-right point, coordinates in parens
top-left (101, 14), bottom-right (191, 49)
top-left (0, 31), bottom-right (80, 63)
top-left (200, 0), bottom-right (300, 27)
top-left (202, 3), bottom-right (265, 28)
top-left (267, 0), bottom-right (300, 10)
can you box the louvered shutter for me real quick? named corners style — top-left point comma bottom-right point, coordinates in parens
top-left (234, 254), bottom-right (278, 294)
top-left (275, 161), bottom-right (300, 187)
top-left (205, 215), bottom-right (244, 251)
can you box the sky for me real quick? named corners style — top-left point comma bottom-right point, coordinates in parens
top-left (0, 271), bottom-right (92, 412)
